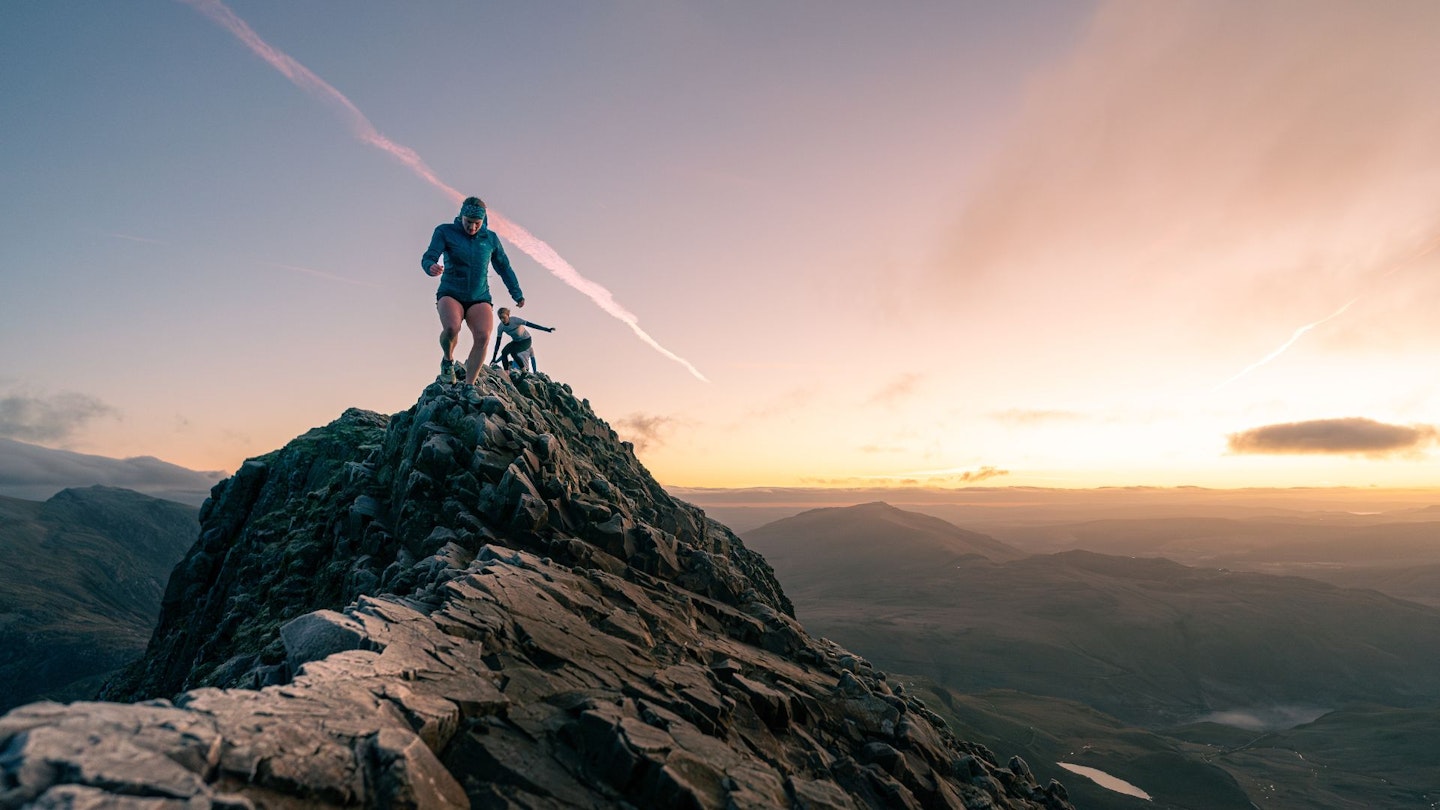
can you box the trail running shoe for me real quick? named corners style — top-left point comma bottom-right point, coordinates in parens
top-left (439, 359), bottom-right (463, 383)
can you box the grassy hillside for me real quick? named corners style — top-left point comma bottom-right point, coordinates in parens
top-left (898, 680), bottom-right (1253, 810)
top-left (900, 680), bottom-right (1440, 810)
top-left (1165, 705), bottom-right (1440, 808)
top-left (0, 487), bottom-right (198, 710)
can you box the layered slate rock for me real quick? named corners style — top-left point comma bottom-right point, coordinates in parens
top-left (3, 370), bottom-right (1071, 809)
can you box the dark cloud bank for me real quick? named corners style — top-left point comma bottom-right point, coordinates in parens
top-left (1228, 417), bottom-right (1438, 457)
top-left (0, 438), bottom-right (224, 505)
top-left (0, 393), bottom-right (116, 442)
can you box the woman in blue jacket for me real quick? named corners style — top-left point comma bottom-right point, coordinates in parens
top-left (422, 196), bottom-right (524, 384)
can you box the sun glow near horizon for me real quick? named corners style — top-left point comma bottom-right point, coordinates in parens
top-left (3, 2), bottom-right (1439, 494)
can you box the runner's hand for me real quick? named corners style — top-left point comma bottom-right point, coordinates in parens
top-left (427, 263), bottom-right (443, 276)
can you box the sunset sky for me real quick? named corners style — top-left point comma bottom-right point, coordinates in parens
top-left (4, 1), bottom-right (1439, 491)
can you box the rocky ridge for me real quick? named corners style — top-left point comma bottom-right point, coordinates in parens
top-left (1, 369), bottom-right (1071, 809)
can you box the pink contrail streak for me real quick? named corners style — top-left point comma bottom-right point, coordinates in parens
top-left (179, 0), bottom-right (708, 382)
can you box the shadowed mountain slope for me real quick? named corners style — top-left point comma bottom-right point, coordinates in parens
top-left (745, 505), bottom-right (1440, 727)
top-left (1311, 562), bottom-right (1440, 607)
top-left (906, 683), bottom-right (1255, 810)
top-left (1165, 704), bottom-right (1440, 809)
top-left (0, 487), bottom-right (197, 711)
top-left (0, 373), bottom-right (1072, 809)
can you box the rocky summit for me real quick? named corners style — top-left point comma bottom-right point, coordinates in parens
top-left (0, 369), bottom-right (1072, 810)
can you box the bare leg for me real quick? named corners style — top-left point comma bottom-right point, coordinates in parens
top-left (436, 297), bottom-right (464, 361)
top-left (461, 301), bottom-right (495, 384)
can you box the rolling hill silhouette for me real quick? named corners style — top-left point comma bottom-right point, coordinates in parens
top-left (745, 501), bottom-right (1025, 578)
top-left (743, 503), bottom-right (1440, 725)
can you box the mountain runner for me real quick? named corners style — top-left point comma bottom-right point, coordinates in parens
top-left (421, 196), bottom-right (524, 384)
top-left (492, 307), bottom-right (555, 374)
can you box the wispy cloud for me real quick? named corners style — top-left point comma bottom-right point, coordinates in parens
top-left (1228, 418), bottom-right (1438, 458)
top-left (869, 464), bottom-right (1009, 483)
top-left (940, 1), bottom-right (1440, 345)
top-left (737, 387), bottom-right (820, 424)
top-left (614, 413), bottom-right (679, 452)
top-left (990, 409), bottom-right (1087, 426)
top-left (0, 392), bottom-right (118, 442)
top-left (808, 465), bottom-right (1010, 487)
top-left (859, 444), bottom-right (908, 455)
top-left (987, 407), bottom-right (1179, 427)
top-left (864, 373), bottom-right (925, 408)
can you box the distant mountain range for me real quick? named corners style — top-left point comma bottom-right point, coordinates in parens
top-left (986, 514), bottom-right (1440, 566)
top-left (5, 442), bottom-right (1435, 807)
top-left (0, 486), bottom-right (198, 711)
top-left (677, 485), bottom-right (1440, 534)
top-left (741, 501), bottom-right (1440, 808)
top-left (743, 501), bottom-right (1027, 580)
top-left (0, 379), bottom-right (1074, 809)
top-left (743, 502), bottom-right (1440, 725)
top-left (0, 437), bottom-right (223, 505)
top-left (953, 513), bottom-right (1440, 610)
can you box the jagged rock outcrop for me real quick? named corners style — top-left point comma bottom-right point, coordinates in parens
top-left (1, 370), bottom-right (1071, 809)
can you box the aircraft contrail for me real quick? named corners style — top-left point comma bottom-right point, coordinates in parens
top-left (1212, 234), bottom-right (1440, 393)
top-left (179, 0), bottom-right (708, 382)
top-left (105, 232), bottom-right (170, 245)
top-left (264, 262), bottom-right (382, 289)
top-left (1212, 298), bottom-right (1357, 392)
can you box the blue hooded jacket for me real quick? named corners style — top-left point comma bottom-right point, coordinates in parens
top-left (422, 217), bottom-right (523, 304)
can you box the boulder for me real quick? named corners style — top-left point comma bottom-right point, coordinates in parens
top-left (0, 374), bottom-right (1071, 810)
